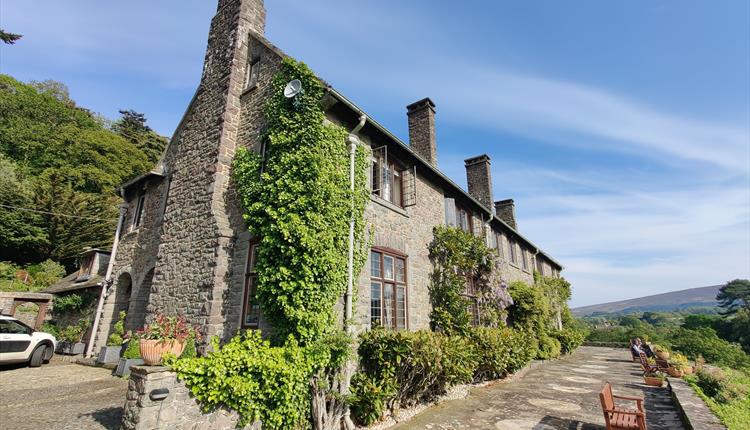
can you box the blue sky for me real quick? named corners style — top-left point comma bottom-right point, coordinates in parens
top-left (2, 0), bottom-right (748, 307)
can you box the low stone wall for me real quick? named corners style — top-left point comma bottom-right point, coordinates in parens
top-left (121, 365), bottom-right (259, 429)
top-left (668, 378), bottom-right (725, 430)
top-left (583, 341), bottom-right (629, 348)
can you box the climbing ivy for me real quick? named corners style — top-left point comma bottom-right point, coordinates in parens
top-left (232, 58), bottom-right (370, 344)
top-left (169, 58), bottom-right (370, 428)
top-left (427, 226), bottom-right (513, 334)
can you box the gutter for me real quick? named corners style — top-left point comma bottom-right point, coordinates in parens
top-left (86, 204), bottom-right (126, 357)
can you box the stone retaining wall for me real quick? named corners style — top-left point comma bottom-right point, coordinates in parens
top-left (121, 365), bottom-right (259, 430)
top-left (668, 378), bottom-right (725, 430)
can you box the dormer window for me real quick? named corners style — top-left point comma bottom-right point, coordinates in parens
top-left (244, 56), bottom-right (260, 91)
top-left (76, 255), bottom-right (95, 281)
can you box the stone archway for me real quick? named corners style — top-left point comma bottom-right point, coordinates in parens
top-left (126, 269), bottom-right (153, 332)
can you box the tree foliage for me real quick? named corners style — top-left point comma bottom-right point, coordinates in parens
top-left (717, 279), bottom-right (750, 315)
top-left (0, 74), bottom-right (160, 265)
top-left (0, 29), bottom-right (22, 44)
top-left (113, 109), bottom-right (167, 164)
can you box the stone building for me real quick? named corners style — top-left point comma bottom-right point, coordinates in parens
top-left (90, 0), bottom-right (562, 352)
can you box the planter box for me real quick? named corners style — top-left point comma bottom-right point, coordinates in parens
top-left (96, 346), bottom-right (123, 364)
top-left (644, 376), bottom-right (664, 387)
top-left (115, 358), bottom-right (145, 377)
top-left (57, 341), bottom-right (86, 355)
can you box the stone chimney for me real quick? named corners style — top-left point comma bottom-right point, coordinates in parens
top-left (495, 199), bottom-right (517, 230)
top-left (217, 0), bottom-right (266, 34)
top-left (464, 154), bottom-right (494, 210)
top-left (407, 98), bottom-right (437, 166)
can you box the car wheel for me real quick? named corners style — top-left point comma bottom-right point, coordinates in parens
top-left (43, 345), bottom-right (54, 363)
top-left (30, 345), bottom-right (46, 367)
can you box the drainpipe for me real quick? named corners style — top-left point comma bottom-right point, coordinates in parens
top-left (345, 114), bottom-right (367, 334)
top-left (86, 203), bottom-right (126, 357)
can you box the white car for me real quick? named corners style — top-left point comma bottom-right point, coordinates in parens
top-left (0, 315), bottom-right (57, 367)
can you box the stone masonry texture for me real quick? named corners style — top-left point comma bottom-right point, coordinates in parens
top-left (465, 154), bottom-right (494, 210)
top-left (98, 0), bottom-right (561, 352)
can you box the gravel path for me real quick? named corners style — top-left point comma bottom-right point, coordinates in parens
top-left (0, 359), bottom-right (127, 430)
top-left (391, 346), bottom-right (686, 429)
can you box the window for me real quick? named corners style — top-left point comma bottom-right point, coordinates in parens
top-left (370, 249), bottom-right (407, 329)
top-left (509, 239), bottom-right (518, 265)
top-left (495, 232), bottom-right (505, 259)
top-left (372, 152), bottom-right (405, 207)
top-left (242, 241), bottom-right (261, 328)
top-left (456, 205), bottom-right (472, 234)
top-left (133, 195), bottom-right (146, 229)
top-left (77, 255), bottom-right (95, 281)
top-left (521, 248), bottom-right (529, 271)
top-left (0, 319), bottom-right (32, 335)
top-left (244, 56), bottom-right (261, 91)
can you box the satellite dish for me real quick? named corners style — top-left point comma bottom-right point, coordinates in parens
top-left (284, 79), bottom-right (303, 98)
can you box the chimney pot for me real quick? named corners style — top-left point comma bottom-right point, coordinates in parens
top-left (464, 154), bottom-right (494, 210)
top-left (406, 98), bottom-right (437, 166)
top-left (495, 199), bottom-right (517, 231)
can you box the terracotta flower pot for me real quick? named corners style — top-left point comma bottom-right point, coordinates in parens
top-left (644, 376), bottom-right (664, 387)
top-left (666, 368), bottom-right (684, 378)
top-left (655, 350), bottom-right (670, 360)
top-left (139, 339), bottom-right (185, 365)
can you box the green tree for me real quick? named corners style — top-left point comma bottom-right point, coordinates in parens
top-left (112, 109), bottom-right (167, 164)
top-left (0, 29), bottom-right (22, 44)
top-left (0, 155), bottom-right (47, 262)
top-left (717, 279), bottom-right (750, 315)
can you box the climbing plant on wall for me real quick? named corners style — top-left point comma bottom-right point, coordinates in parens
top-left (427, 225), bottom-right (513, 334)
top-left (232, 58), bottom-right (370, 344)
top-left (174, 58), bottom-right (372, 429)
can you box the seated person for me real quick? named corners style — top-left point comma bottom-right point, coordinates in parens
top-left (633, 338), bottom-right (655, 358)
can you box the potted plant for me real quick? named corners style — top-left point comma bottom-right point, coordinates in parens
top-left (137, 314), bottom-right (199, 365)
top-left (669, 352), bottom-right (691, 377)
top-left (56, 318), bottom-right (89, 355)
top-left (653, 344), bottom-right (670, 360)
top-left (97, 311), bottom-right (126, 364)
top-left (114, 332), bottom-right (144, 377)
top-left (643, 371), bottom-right (665, 387)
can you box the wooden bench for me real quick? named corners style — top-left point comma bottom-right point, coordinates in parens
top-left (599, 382), bottom-right (647, 430)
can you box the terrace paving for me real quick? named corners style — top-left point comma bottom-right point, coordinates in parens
top-left (392, 346), bottom-right (686, 429)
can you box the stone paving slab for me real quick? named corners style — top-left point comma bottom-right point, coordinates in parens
top-left (392, 346), bottom-right (687, 429)
top-left (0, 359), bottom-right (128, 429)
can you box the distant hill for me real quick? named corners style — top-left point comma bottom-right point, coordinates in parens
top-left (573, 285), bottom-right (722, 316)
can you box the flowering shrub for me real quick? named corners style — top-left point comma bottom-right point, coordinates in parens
top-left (135, 314), bottom-right (201, 343)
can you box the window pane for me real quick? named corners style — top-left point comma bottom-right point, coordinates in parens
top-left (248, 243), bottom-right (258, 272)
top-left (382, 165), bottom-right (392, 201)
top-left (395, 258), bottom-right (405, 283)
top-left (383, 283), bottom-right (394, 328)
top-left (396, 285), bottom-right (406, 329)
top-left (383, 255), bottom-right (394, 280)
top-left (392, 169), bottom-right (402, 206)
top-left (244, 276), bottom-right (260, 326)
top-left (370, 282), bottom-right (382, 326)
top-left (370, 251), bottom-right (381, 277)
top-left (371, 158), bottom-right (380, 195)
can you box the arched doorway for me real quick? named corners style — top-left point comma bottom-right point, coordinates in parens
top-left (126, 269), bottom-right (153, 332)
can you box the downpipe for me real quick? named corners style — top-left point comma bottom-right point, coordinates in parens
top-left (86, 204), bottom-right (126, 357)
top-left (345, 114), bottom-right (366, 333)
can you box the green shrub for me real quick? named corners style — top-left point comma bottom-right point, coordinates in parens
top-left (40, 321), bottom-right (59, 338)
top-left (358, 329), bottom-right (478, 409)
top-left (122, 338), bottom-right (140, 359)
top-left (554, 327), bottom-right (586, 354)
top-left (466, 327), bottom-right (535, 380)
top-left (671, 328), bottom-right (750, 370)
top-left (180, 335), bottom-right (197, 359)
top-left (58, 325), bottom-right (83, 343)
top-left (349, 373), bottom-right (392, 426)
top-left (107, 311), bottom-right (126, 346)
top-left (694, 368), bottom-right (749, 404)
top-left (167, 331), bottom-right (314, 429)
top-left (537, 335), bottom-right (562, 360)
